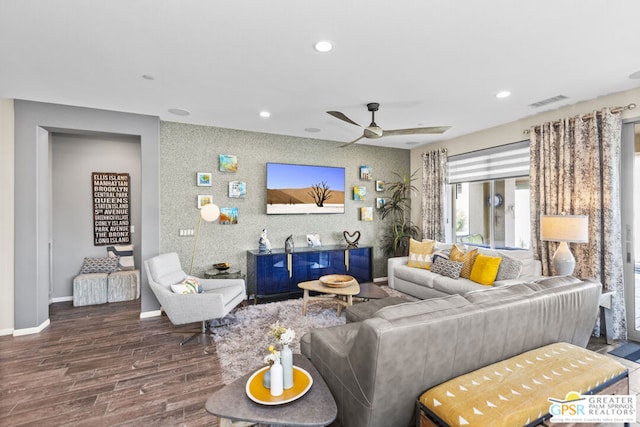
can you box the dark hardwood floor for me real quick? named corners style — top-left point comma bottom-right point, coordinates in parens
top-left (0, 300), bottom-right (225, 426)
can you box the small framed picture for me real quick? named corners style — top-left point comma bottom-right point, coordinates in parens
top-left (197, 195), bottom-right (213, 209)
top-left (375, 180), bottom-right (385, 192)
top-left (360, 207), bottom-right (373, 221)
top-left (197, 172), bottom-right (212, 186)
top-left (229, 181), bottom-right (246, 198)
top-left (220, 207), bottom-right (238, 224)
top-left (220, 154), bottom-right (238, 173)
top-left (353, 186), bottom-right (367, 201)
top-left (360, 166), bottom-right (372, 181)
top-left (376, 198), bottom-right (386, 209)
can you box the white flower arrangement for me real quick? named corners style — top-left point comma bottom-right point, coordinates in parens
top-left (270, 321), bottom-right (296, 346)
top-left (264, 345), bottom-right (280, 366)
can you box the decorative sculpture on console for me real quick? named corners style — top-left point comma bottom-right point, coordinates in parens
top-left (343, 230), bottom-right (361, 248)
top-left (285, 235), bottom-right (294, 253)
top-left (259, 229), bottom-right (272, 254)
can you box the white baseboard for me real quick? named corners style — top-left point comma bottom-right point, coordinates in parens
top-left (140, 310), bottom-right (161, 319)
top-left (50, 296), bottom-right (73, 303)
top-left (373, 277), bottom-right (387, 283)
top-left (0, 328), bottom-right (14, 336)
top-left (13, 318), bottom-right (50, 336)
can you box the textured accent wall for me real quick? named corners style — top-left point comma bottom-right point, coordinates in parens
top-left (160, 121), bottom-right (409, 279)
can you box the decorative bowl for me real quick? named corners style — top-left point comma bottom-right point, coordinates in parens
top-left (213, 262), bottom-right (231, 271)
top-left (319, 274), bottom-right (356, 288)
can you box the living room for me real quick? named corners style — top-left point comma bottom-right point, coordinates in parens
top-left (2, 1), bottom-right (640, 426)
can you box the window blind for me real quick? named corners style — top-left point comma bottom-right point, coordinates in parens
top-left (448, 140), bottom-right (530, 184)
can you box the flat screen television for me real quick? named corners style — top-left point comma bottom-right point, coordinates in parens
top-left (266, 163), bottom-right (345, 214)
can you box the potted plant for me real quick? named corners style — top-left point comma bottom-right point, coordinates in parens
top-left (378, 169), bottom-right (421, 257)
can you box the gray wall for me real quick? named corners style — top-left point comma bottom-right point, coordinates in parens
top-left (160, 122), bottom-right (409, 280)
top-left (14, 100), bottom-right (159, 330)
top-left (51, 133), bottom-right (141, 299)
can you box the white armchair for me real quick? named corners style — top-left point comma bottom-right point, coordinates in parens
top-left (144, 252), bottom-right (246, 345)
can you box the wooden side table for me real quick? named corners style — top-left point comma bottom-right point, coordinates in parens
top-left (297, 279), bottom-right (360, 316)
top-left (205, 354), bottom-right (337, 427)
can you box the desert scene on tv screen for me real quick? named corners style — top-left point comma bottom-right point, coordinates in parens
top-left (266, 164), bottom-right (345, 214)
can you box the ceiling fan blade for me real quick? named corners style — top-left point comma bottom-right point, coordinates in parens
top-left (327, 111), bottom-right (362, 127)
top-left (382, 126), bottom-right (451, 136)
top-left (339, 134), bottom-right (365, 148)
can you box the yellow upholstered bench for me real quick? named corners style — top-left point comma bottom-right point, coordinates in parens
top-left (418, 342), bottom-right (629, 427)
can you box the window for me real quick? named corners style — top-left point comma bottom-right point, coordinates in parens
top-left (448, 141), bottom-right (530, 249)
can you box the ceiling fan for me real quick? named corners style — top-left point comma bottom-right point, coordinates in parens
top-left (327, 102), bottom-right (450, 147)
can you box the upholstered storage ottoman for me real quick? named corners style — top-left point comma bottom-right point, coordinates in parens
top-left (345, 296), bottom-right (412, 323)
top-left (107, 270), bottom-right (140, 302)
top-left (418, 342), bottom-right (629, 427)
top-left (73, 273), bottom-right (108, 306)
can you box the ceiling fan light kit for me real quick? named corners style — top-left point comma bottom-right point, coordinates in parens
top-left (327, 102), bottom-right (450, 147)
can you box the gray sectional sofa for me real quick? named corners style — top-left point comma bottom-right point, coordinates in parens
top-left (387, 245), bottom-right (543, 299)
top-left (301, 276), bottom-right (601, 427)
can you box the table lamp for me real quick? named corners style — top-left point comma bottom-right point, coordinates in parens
top-left (189, 203), bottom-right (220, 275)
top-left (539, 214), bottom-right (589, 276)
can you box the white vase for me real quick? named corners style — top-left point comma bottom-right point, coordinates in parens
top-left (281, 344), bottom-right (293, 389)
top-left (269, 359), bottom-right (283, 396)
top-left (263, 366), bottom-right (271, 388)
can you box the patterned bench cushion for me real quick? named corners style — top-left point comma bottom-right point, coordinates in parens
top-left (419, 342), bottom-right (627, 427)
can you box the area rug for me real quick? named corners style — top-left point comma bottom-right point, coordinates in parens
top-left (608, 342), bottom-right (640, 363)
top-left (211, 285), bottom-right (411, 384)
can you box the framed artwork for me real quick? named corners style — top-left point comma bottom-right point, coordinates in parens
top-left (375, 180), bottom-right (385, 192)
top-left (353, 186), bottom-right (367, 201)
top-left (376, 198), bottom-right (386, 209)
top-left (220, 207), bottom-right (238, 224)
top-left (220, 154), bottom-right (238, 173)
top-left (197, 172), bottom-right (212, 186)
top-left (229, 181), bottom-right (246, 198)
top-left (197, 195), bottom-right (213, 209)
top-left (360, 166), bottom-right (372, 181)
top-left (360, 207), bottom-right (373, 221)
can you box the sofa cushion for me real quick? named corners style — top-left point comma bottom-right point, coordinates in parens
top-left (375, 294), bottom-right (471, 321)
top-left (431, 258), bottom-right (463, 279)
top-left (469, 254), bottom-right (502, 285)
top-left (431, 274), bottom-right (488, 295)
top-left (464, 283), bottom-right (537, 303)
top-left (449, 245), bottom-right (479, 279)
top-left (407, 238), bottom-right (435, 269)
top-left (526, 275), bottom-right (583, 291)
top-left (394, 264), bottom-right (439, 289)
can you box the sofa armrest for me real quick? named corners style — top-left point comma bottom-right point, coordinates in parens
top-left (387, 256), bottom-right (409, 289)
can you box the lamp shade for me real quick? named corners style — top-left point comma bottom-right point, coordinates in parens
top-left (540, 215), bottom-right (589, 243)
top-left (201, 203), bottom-right (220, 222)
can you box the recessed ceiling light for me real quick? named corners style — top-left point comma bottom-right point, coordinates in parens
top-left (496, 90), bottom-right (511, 99)
top-left (168, 108), bottom-right (190, 116)
top-left (314, 40), bottom-right (333, 53)
top-left (304, 127), bottom-right (321, 133)
top-left (629, 70), bottom-right (640, 79)
top-left (141, 74), bottom-right (155, 80)
top-left (259, 111), bottom-right (271, 118)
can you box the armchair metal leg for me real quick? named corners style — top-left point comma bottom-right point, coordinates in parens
top-left (180, 320), bottom-right (210, 346)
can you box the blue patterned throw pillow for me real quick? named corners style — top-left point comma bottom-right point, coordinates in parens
top-left (430, 257), bottom-right (464, 279)
top-left (106, 244), bottom-right (135, 270)
top-left (79, 256), bottom-right (120, 274)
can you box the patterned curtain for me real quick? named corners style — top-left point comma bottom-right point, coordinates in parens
top-left (529, 108), bottom-right (625, 339)
top-left (422, 148), bottom-right (448, 242)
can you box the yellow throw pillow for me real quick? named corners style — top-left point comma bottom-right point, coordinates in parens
top-left (449, 245), bottom-right (479, 279)
top-left (470, 254), bottom-right (502, 286)
top-left (407, 239), bottom-right (436, 269)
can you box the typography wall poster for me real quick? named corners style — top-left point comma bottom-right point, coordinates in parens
top-left (92, 172), bottom-right (131, 246)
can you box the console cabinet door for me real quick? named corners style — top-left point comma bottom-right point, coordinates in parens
top-left (346, 247), bottom-right (373, 282)
top-left (254, 253), bottom-right (290, 295)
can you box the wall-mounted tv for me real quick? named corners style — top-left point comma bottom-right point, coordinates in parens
top-left (266, 163), bottom-right (345, 214)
